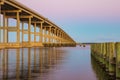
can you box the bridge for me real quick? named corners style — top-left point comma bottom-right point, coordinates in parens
top-left (0, 0), bottom-right (76, 49)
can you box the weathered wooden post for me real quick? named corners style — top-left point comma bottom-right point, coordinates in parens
top-left (102, 43), bottom-right (107, 68)
top-left (91, 44), bottom-right (94, 56)
top-left (108, 42), bottom-right (115, 77)
top-left (116, 42), bottom-right (120, 79)
top-left (105, 43), bottom-right (109, 72)
top-left (99, 43), bottom-right (104, 65)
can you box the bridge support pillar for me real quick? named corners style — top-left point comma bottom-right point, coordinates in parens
top-left (54, 28), bottom-right (57, 44)
top-left (48, 26), bottom-right (51, 43)
top-left (61, 32), bottom-right (63, 45)
top-left (22, 22), bottom-right (24, 43)
top-left (3, 12), bottom-right (5, 44)
top-left (34, 23), bottom-right (36, 45)
top-left (28, 17), bottom-right (31, 45)
top-left (40, 22), bottom-right (43, 43)
top-left (51, 28), bottom-right (54, 43)
top-left (56, 29), bottom-right (59, 43)
top-left (44, 27), bottom-right (47, 43)
top-left (17, 12), bottom-right (20, 44)
top-left (2, 12), bottom-right (9, 46)
top-left (59, 31), bottom-right (62, 44)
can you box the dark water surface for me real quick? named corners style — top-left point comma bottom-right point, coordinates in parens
top-left (0, 45), bottom-right (99, 80)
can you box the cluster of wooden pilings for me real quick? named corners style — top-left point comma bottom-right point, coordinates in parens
top-left (91, 42), bottom-right (120, 80)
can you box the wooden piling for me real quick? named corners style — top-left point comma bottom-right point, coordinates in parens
top-left (116, 42), bottom-right (120, 79)
top-left (108, 42), bottom-right (115, 76)
top-left (91, 42), bottom-right (116, 78)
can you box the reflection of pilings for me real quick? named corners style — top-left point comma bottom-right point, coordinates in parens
top-left (44, 48), bottom-right (49, 69)
top-left (21, 48), bottom-right (24, 79)
top-left (39, 48), bottom-right (43, 74)
top-left (28, 48), bottom-right (31, 80)
top-left (91, 56), bottom-right (112, 80)
top-left (16, 49), bottom-right (20, 80)
top-left (91, 42), bottom-right (116, 78)
top-left (51, 47), bottom-right (56, 65)
top-left (54, 47), bottom-right (57, 65)
top-left (116, 42), bottom-right (120, 79)
top-left (2, 49), bottom-right (9, 79)
top-left (0, 47), bottom-right (66, 80)
top-left (34, 48), bottom-right (37, 71)
top-left (6, 49), bottom-right (8, 79)
top-left (2, 49), bottom-right (6, 79)
top-left (48, 47), bottom-right (52, 67)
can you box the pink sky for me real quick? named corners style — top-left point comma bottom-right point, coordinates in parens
top-left (17, 0), bottom-right (120, 42)
top-left (17, 0), bottom-right (120, 18)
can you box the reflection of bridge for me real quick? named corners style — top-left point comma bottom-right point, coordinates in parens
top-left (0, 48), bottom-right (64, 79)
top-left (0, 0), bottom-right (76, 48)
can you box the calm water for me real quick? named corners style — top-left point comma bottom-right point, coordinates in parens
top-left (0, 45), bottom-right (101, 80)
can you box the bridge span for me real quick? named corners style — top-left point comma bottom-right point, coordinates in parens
top-left (0, 0), bottom-right (76, 48)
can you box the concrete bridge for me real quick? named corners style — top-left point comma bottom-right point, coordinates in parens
top-left (0, 0), bottom-right (76, 48)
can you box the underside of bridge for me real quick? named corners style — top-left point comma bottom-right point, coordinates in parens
top-left (0, 0), bottom-right (76, 48)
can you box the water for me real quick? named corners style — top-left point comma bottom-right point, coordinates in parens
top-left (0, 45), bottom-right (99, 80)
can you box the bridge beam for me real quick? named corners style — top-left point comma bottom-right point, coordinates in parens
top-left (2, 10), bottom-right (21, 13)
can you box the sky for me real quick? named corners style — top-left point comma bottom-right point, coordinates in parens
top-left (17, 0), bottom-right (120, 43)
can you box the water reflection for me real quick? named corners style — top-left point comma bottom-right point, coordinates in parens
top-left (0, 47), bottom-right (64, 80)
top-left (91, 56), bottom-right (115, 80)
